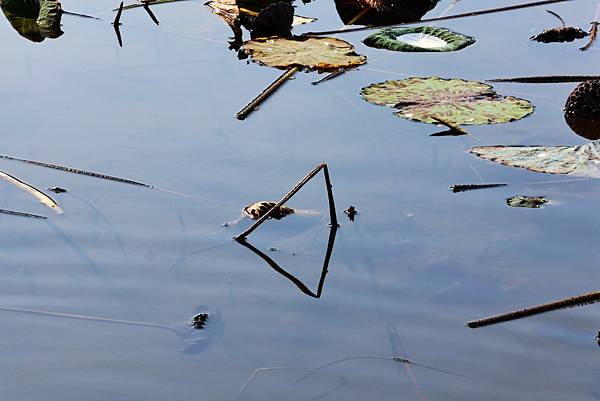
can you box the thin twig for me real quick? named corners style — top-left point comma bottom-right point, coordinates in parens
top-left (450, 183), bottom-right (508, 193)
top-left (0, 208), bottom-right (47, 219)
top-left (466, 289), bottom-right (600, 328)
top-left (488, 75), bottom-right (600, 83)
top-left (303, 0), bottom-right (575, 36)
top-left (296, 356), bottom-right (463, 385)
top-left (580, 21), bottom-right (599, 51)
top-left (234, 163), bottom-right (338, 240)
top-left (62, 10), bottom-right (100, 19)
top-left (311, 68), bottom-right (357, 86)
top-left (545, 9), bottom-right (566, 27)
top-left (236, 67), bottom-right (298, 120)
top-left (0, 155), bottom-right (235, 205)
top-left (0, 155), bottom-right (151, 187)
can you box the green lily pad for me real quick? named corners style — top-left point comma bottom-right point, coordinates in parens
top-left (363, 27), bottom-right (475, 52)
top-left (243, 36), bottom-right (367, 71)
top-left (360, 77), bottom-right (534, 125)
top-left (471, 142), bottom-right (600, 178)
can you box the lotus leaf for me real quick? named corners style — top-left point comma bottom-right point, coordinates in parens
top-left (471, 142), bottom-right (600, 178)
top-left (1, 0), bottom-right (62, 42)
top-left (363, 27), bottom-right (475, 52)
top-left (243, 37), bottom-right (367, 71)
top-left (361, 77), bottom-right (533, 125)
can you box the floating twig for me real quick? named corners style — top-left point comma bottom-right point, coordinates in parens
top-left (0, 171), bottom-right (63, 213)
top-left (0, 208), bottom-right (47, 219)
top-left (296, 356), bottom-right (463, 385)
top-left (311, 68), bottom-right (357, 85)
top-left (0, 155), bottom-right (152, 188)
top-left (546, 9), bottom-right (566, 27)
top-left (234, 163), bottom-right (338, 240)
top-left (237, 224), bottom-right (337, 297)
top-left (62, 10), bottom-right (101, 19)
top-left (580, 21), bottom-right (599, 50)
top-left (450, 183), bottom-right (508, 193)
top-left (488, 75), bottom-right (600, 83)
top-left (303, 0), bottom-right (575, 36)
top-left (466, 289), bottom-right (600, 328)
top-left (236, 67), bottom-right (298, 120)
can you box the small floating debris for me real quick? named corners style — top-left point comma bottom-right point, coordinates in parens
top-left (530, 10), bottom-right (588, 43)
top-left (506, 195), bottom-right (548, 208)
top-left (344, 205), bottom-right (357, 221)
top-left (48, 187), bottom-right (67, 194)
top-left (449, 183), bottom-right (508, 193)
top-left (190, 313), bottom-right (209, 329)
top-left (244, 201), bottom-right (294, 220)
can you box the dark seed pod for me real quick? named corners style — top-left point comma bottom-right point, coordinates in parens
top-left (243, 201), bottom-right (294, 220)
top-left (564, 80), bottom-right (600, 119)
top-left (530, 26), bottom-right (588, 43)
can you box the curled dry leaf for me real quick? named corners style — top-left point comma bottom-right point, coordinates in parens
top-left (242, 36), bottom-right (367, 71)
top-left (0, 171), bottom-right (63, 213)
top-left (361, 77), bottom-right (533, 125)
top-left (471, 142), bottom-right (600, 178)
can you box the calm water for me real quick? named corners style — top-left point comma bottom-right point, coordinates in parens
top-left (2, 0), bottom-right (600, 400)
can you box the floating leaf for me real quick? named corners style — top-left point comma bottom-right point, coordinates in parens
top-left (506, 195), bottom-right (548, 208)
top-left (471, 143), bottom-right (600, 178)
top-left (361, 77), bottom-right (533, 125)
top-left (530, 9), bottom-right (588, 43)
top-left (0, 171), bottom-right (63, 213)
top-left (1, 0), bottom-right (63, 42)
top-left (363, 27), bottom-right (475, 52)
top-left (243, 36), bottom-right (367, 71)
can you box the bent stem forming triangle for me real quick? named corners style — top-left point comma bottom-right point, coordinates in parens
top-left (234, 163), bottom-right (338, 241)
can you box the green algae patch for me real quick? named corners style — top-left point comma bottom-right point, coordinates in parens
top-left (506, 195), bottom-right (548, 208)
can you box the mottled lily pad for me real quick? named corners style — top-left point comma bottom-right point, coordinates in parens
top-left (363, 27), bottom-right (475, 52)
top-left (471, 142), bottom-right (600, 178)
top-left (243, 37), bottom-right (367, 71)
top-left (506, 195), bottom-right (548, 208)
top-left (361, 77), bottom-right (533, 125)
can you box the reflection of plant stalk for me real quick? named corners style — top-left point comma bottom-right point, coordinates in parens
top-left (467, 289), bottom-right (600, 328)
top-left (236, 66), bottom-right (298, 120)
top-left (305, 0), bottom-right (575, 36)
top-left (237, 224), bottom-right (337, 298)
top-left (488, 75), bottom-right (600, 83)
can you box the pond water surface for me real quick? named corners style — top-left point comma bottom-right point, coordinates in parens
top-left (2, 0), bottom-right (600, 400)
